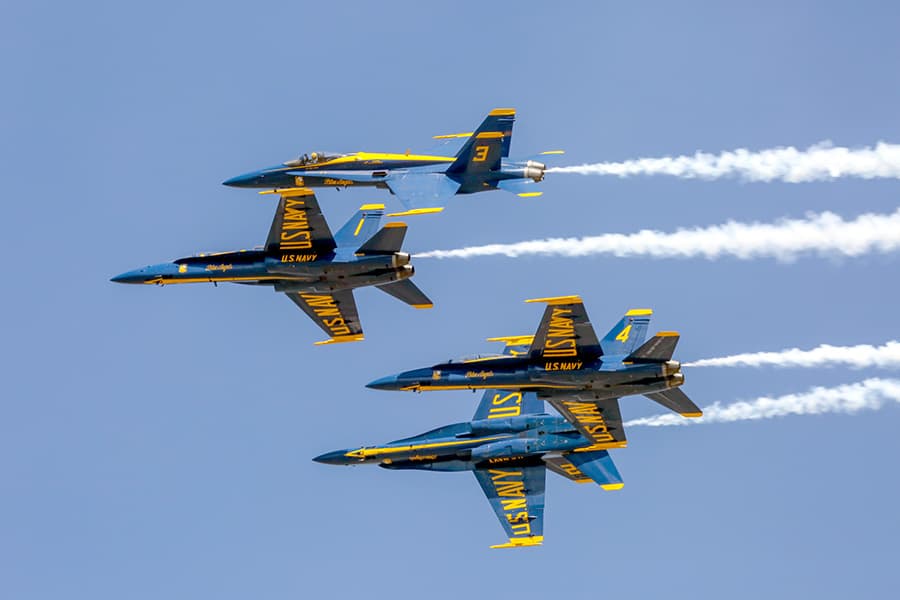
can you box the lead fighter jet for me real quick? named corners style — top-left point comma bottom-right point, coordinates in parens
top-left (367, 296), bottom-right (702, 447)
top-left (223, 108), bottom-right (563, 216)
top-left (315, 384), bottom-right (626, 548)
top-left (111, 188), bottom-right (431, 344)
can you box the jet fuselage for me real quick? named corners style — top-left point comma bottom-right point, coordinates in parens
top-left (367, 354), bottom-right (684, 400)
top-left (313, 414), bottom-right (590, 471)
top-left (111, 248), bottom-right (413, 293)
top-left (223, 154), bottom-right (544, 194)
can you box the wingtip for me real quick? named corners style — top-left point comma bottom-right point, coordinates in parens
top-left (411, 303), bottom-right (434, 310)
top-left (525, 295), bottom-right (583, 305)
top-left (601, 483), bottom-right (625, 491)
top-left (490, 536), bottom-right (543, 549)
top-left (681, 411), bottom-right (703, 418)
top-left (517, 192), bottom-right (543, 198)
top-left (314, 334), bottom-right (365, 346)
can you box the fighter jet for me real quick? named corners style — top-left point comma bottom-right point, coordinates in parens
top-left (223, 108), bottom-right (563, 216)
top-left (315, 384), bottom-right (626, 548)
top-left (111, 188), bottom-right (431, 344)
top-left (367, 296), bottom-right (701, 445)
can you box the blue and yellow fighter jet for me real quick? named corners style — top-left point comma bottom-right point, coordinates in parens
top-left (222, 108), bottom-right (563, 216)
top-left (111, 188), bottom-right (431, 344)
top-left (315, 382), bottom-right (626, 548)
top-left (367, 296), bottom-right (702, 445)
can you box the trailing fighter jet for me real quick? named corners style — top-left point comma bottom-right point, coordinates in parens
top-left (111, 188), bottom-right (431, 344)
top-left (314, 384), bottom-right (625, 548)
top-left (367, 296), bottom-right (701, 445)
top-left (222, 108), bottom-right (563, 216)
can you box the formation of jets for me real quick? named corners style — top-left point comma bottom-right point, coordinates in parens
top-left (112, 109), bottom-right (701, 547)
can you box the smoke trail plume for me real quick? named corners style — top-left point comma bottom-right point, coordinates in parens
top-left (625, 378), bottom-right (900, 427)
top-left (685, 341), bottom-right (900, 369)
top-left (550, 141), bottom-right (900, 182)
top-left (416, 208), bottom-right (900, 261)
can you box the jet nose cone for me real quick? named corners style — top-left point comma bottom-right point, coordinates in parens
top-left (313, 450), bottom-right (351, 465)
top-left (366, 374), bottom-right (401, 391)
top-left (110, 269), bottom-right (144, 284)
top-left (223, 171), bottom-right (262, 188)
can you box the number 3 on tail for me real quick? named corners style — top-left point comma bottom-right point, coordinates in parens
top-left (473, 145), bottom-right (490, 162)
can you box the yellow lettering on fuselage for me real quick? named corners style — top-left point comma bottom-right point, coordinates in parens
top-left (544, 361), bottom-right (583, 371)
top-left (281, 197), bottom-right (313, 250)
top-left (299, 293), bottom-right (351, 336)
top-left (488, 469), bottom-right (533, 537)
top-left (542, 307), bottom-right (578, 358)
top-left (323, 178), bottom-right (355, 186)
top-left (465, 370), bottom-right (495, 380)
top-left (487, 391), bottom-right (523, 419)
top-left (280, 254), bottom-right (318, 263)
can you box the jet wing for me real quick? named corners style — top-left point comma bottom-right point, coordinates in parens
top-left (266, 188), bottom-right (336, 255)
top-left (285, 289), bottom-right (364, 345)
top-left (545, 394), bottom-right (628, 450)
top-left (472, 389), bottom-right (543, 421)
top-left (384, 172), bottom-right (461, 216)
top-left (525, 295), bottom-right (602, 360)
top-left (473, 462), bottom-right (546, 548)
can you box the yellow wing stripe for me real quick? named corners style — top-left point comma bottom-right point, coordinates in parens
top-left (432, 132), bottom-right (473, 139)
top-left (487, 335), bottom-right (535, 346)
top-left (490, 535), bottom-right (543, 549)
top-left (314, 334), bottom-right (365, 346)
top-left (386, 207), bottom-right (444, 217)
top-left (346, 435), bottom-right (507, 458)
top-left (525, 295), bottom-right (583, 305)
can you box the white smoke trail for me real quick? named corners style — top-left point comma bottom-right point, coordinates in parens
top-left (549, 141), bottom-right (900, 182)
top-left (625, 378), bottom-right (900, 427)
top-left (416, 208), bottom-right (900, 261)
top-left (685, 341), bottom-right (900, 369)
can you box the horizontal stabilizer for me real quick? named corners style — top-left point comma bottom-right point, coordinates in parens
top-left (376, 279), bottom-right (432, 309)
top-left (543, 454), bottom-right (591, 483)
top-left (644, 388), bottom-right (702, 417)
top-left (628, 332), bottom-right (680, 362)
top-left (356, 223), bottom-right (407, 255)
top-left (497, 179), bottom-right (543, 198)
top-left (567, 450), bottom-right (623, 490)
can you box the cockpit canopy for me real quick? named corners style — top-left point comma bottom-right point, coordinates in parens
top-left (449, 353), bottom-right (507, 364)
top-left (282, 151), bottom-right (348, 167)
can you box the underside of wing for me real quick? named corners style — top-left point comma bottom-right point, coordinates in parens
top-left (545, 394), bottom-right (628, 450)
top-left (285, 289), bottom-right (364, 345)
top-left (385, 172), bottom-right (461, 216)
top-left (473, 461), bottom-right (546, 549)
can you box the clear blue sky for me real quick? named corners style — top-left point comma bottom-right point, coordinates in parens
top-left (3, 1), bottom-right (899, 598)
